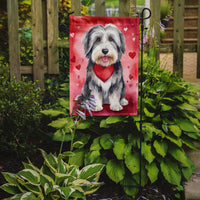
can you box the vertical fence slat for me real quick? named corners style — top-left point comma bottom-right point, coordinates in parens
top-left (71, 0), bottom-right (81, 16)
top-left (7, 0), bottom-right (21, 80)
top-left (119, 0), bottom-right (130, 17)
top-left (47, 0), bottom-right (59, 74)
top-left (95, 0), bottom-right (105, 16)
top-left (173, 0), bottom-right (185, 77)
top-left (197, 0), bottom-right (200, 78)
top-left (149, 0), bottom-right (160, 61)
top-left (32, 0), bottom-right (44, 88)
top-left (130, 0), bottom-right (137, 16)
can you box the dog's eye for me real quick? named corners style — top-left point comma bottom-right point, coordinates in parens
top-left (109, 37), bottom-right (113, 42)
top-left (96, 37), bottom-right (101, 42)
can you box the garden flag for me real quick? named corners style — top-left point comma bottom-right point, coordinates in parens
top-left (69, 16), bottom-right (139, 116)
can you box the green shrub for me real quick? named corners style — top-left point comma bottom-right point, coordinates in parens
top-left (0, 64), bottom-right (42, 156)
top-left (40, 50), bottom-right (200, 198)
top-left (0, 149), bottom-right (104, 199)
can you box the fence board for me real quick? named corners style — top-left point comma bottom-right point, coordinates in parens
top-left (119, 0), bottom-right (130, 17)
top-left (32, 0), bottom-right (45, 88)
top-left (47, 0), bottom-right (59, 74)
top-left (7, 0), bottom-right (21, 80)
top-left (173, 0), bottom-right (185, 77)
top-left (95, 0), bottom-right (105, 16)
top-left (149, 0), bottom-right (160, 61)
top-left (71, 0), bottom-right (81, 16)
top-left (197, 0), bottom-right (200, 78)
top-left (130, 0), bottom-right (137, 16)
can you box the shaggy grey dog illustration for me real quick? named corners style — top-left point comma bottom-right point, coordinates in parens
top-left (81, 24), bottom-right (128, 111)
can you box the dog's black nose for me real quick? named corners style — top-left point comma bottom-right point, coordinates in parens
top-left (102, 48), bottom-right (109, 55)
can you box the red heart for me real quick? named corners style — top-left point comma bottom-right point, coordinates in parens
top-left (71, 56), bottom-right (76, 62)
top-left (129, 74), bottom-right (133, 80)
top-left (93, 64), bottom-right (114, 82)
top-left (75, 64), bottom-right (81, 70)
top-left (129, 52), bottom-right (136, 59)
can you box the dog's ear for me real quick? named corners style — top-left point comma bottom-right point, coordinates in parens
top-left (119, 31), bottom-right (126, 54)
top-left (82, 28), bottom-right (94, 58)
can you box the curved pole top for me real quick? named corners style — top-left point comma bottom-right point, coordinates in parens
top-left (141, 8), bottom-right (151, 20)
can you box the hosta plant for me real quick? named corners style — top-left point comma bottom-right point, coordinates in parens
top-left (0, 149), bottom-right (104, 200)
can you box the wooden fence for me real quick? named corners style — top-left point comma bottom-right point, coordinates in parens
top-left (7, 0), bottom-right (200, 88)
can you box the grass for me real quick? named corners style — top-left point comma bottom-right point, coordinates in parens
top-left (105, 0), bottom-right (119, 7)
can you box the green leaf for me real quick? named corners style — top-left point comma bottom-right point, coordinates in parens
top-left (41, 109), bottom-right (65, 117)
top-left (1, 172), bottom-right (18, 184)
top-left (57, 154), bottom-right (66, 174)
top-left (153, 140), bottom-right (168, 157)
top-left (85, 150), bottom-right (101, 164)
top-left (182, 158), bottom-right (195, 180)
top-left (106, 160), bottom-right (125, 183)
top-left (142, 142), bottom-right (155, 163)
top-left (90, 137), bottom-right (101, 151)
top-left (106, 116), bottom-right (126, 124)
top-left (182, 136), bottom-right (196, 150)
top-left (100, 119), bottom-right (109, 128)
top-left (9, 193), bottom-right (23, 200)
top-left (73, 141), bottom-right (84, 149)
top-left (160, 103), bottom-right (172, 111)
top-left (69, 149), bottom-right (85, 167)
top-left (53, 130), bottom-right (71, 141)
top-left (20, 192), bottom-right (38, 200)
top-left (175, 119), bottom-right (199, 133)
top-left (145, 162), bottom-right (159, 183)
top-left (144, 107), bottom-right (155, 118)
top-left (18, 169), bottom-right (40, 185)
top-left (168, 147), bottom-right (190, 167)
top-left (113, 138), bottom-right (128, 160)
top-left (58, 98), bottom-right (69, 109)
top-left (0, 183), bottom-right (20, 194)
top-left (100, 134), bottom-right (113, 150)
top-left (41, 150), bottom-right (57, 173)
top-left (165, 135), bottom-right (182, 147)
top-left (79, 164), bottom-right (104, 181)
top-left (167, 82), bottom-right (185, 93)
top-left (76, 120), bottom-right (92, 129)
top-left (160, 159), bottom-right (181, 185)
top-left (23, 182), bottom-right (41, 194)
top-left (49, 117), bottom-right (74, 129)
top-left (169, 125), bottom-right (182, 137)
top-left (57, 187), bottom-right (75, 199)
top-left (125, 151), bottom-right (140, 174)
top-left (177, 103), bottom-right (197, 111)
top-left (120, 176), bottom-right (139, 197)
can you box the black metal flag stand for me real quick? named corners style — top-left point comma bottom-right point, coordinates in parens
top-left (139, 7), bottom-right (151, 190)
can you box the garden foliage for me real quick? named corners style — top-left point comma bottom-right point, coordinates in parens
top-left (40, 50), bottom-right (200, 198)
top-left (0, 64), bottom-right (42, 155)
top-left (0, 149), bottom-right (104, 199)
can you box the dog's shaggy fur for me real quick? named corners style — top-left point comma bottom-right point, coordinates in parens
top-left (81, 24), bottom-right (128, 111)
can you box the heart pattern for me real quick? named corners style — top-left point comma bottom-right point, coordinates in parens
top-left (129, 52), bottom-right (136, 59)
top-left (75, 64), bottom-right (81, 70)
top-left (124, 27), bottom-right (128, 32)
top-left (93, 64), bottom-right (114, 82)
top-left (70, 33), bottom-right (74, 38)
top-left (129, 74), bottom-right (133, 80)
